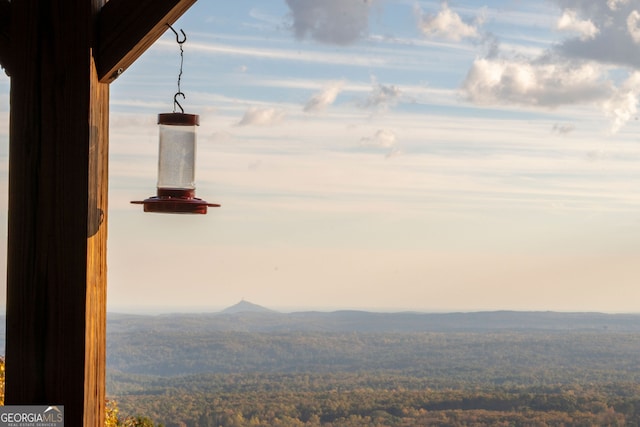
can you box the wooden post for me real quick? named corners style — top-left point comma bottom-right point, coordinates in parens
top-left (1, 0), bottom-right (197, 425)
top-left (5, 1), bottom-right (109, 425)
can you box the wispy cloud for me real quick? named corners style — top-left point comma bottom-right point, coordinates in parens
top-left (551, 123), bottom-right (576, 135)
top-left (303, 81), bottom-right (344, 113)
top-left (237, 107), bottom-right (286, 126)
top-left (197, 124), bottom-right (640, 217)
top-left (183, 40), bottom-right (388, 67)
top-left (359, 128), bottom-right (401, 159)
top-left (360, 129), bottom-right (397, 149)
top-left (359, 81), bottom-right (403, 110)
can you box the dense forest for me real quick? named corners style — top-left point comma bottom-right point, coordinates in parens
top-left (4, 310), bottom-right (640, 425)
top-left (107, 330), bottom-right (640, 381)
top-left (106, 310), bottom-right (640, 426)
top-left (112, 376), bottom-right (639, 426)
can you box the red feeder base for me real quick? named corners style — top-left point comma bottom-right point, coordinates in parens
top-left (131, 188), bottom-right (220, 214)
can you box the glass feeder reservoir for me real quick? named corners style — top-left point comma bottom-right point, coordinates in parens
top-left (132, 113), bottom-right (220, 214)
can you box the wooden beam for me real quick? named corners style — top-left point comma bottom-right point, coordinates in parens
top-left (84, 53), bottom-right (109, 427)
top-left (0, 0), bottom-right (10, 74)
top-left (6, 0), bottom-right (199, 424)
top-left (97, 0), bottom-right (197, 83)
top-left (5, 0), bottom-right (108, 425)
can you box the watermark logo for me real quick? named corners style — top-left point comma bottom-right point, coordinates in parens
top-left (0, 406), bottom-right (64, 427)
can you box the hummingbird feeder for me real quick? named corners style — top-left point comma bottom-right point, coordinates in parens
top-left (132, 26), bottom-right (220, 214)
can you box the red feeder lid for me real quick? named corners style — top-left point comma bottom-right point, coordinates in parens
top-left (158, 113), bottom-right (200, 126)
top-left (131, 188), bottom-right (220, 215)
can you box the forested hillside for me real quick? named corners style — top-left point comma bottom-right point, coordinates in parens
top-left (108, 330), bottom-right (640, 381)
top-left (105, 310), bottom-right (640, 426)
top-left (1, 311), bottom-right (640, 425)
top-left (112, 377), bottom-right (639, 426)
top-left (106, 310), bottom-right (640, 334)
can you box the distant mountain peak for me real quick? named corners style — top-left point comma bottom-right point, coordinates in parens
top-left (221, 300), bottom-right (276, 314)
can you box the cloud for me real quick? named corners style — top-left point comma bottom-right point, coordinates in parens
top-left (556, 9), bottom-right (599, 41)
top-left (627, 10), bottom-right (640, 43)
top-left (602, 71), bottom-right (640, 132)
top-left (360, 129), bottom-right (397, 148)
top-left (304, 81), bottom-right (344, 113)
top-left (360, 129), bottom-right (398, 148)
top-left (209, 131), bottom-right (234, 143)
top-left (416, 3), bottom-right (479, 41)
top-left (608, 0), bottom-right (629, 11)
top-left (237, 107), bottom-right (286, 126)
top-left (385, 146), bottom-right (402, 159)
top-left (457, 1), bottom-right (640, 131)
top-left (285, 0), bottom-right (373, 45)
top-left (461, 58), bottom-right (611, 108)
top-left (552, 123), bottom-right (576, 135)
top-left (552, 1), bottom-right (640, 68)
top-left (360, 82), bottom-right (402, 110)
top-left (185, 40), bottom-right (388, 67)
top-left (359, 129), bottom-right (401, 158)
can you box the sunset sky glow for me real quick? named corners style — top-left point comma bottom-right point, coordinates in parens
top-left (2, 0), bottom-right (640, 313)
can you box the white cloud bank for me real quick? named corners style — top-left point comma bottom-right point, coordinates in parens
top-left (460, 0), bottom-right (640, 132)
top-left (462, 59), bottom-right (610, 108)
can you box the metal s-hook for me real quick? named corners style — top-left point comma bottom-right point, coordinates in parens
top-left (168, 24), bottom-right (187, 44)
top-left (167, 23), bottom-right (187, 113)
top-left (174, 92), bottom-right (185, 114)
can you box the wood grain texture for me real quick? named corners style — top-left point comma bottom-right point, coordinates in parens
top-left (6, 0), bottom-right (107, 425)
top-left (6, 0), bottom-right (198, 424)
top-left (84, 52), bottom-right (109, 427)
top-left (97, 0), bottom-right (197, 82)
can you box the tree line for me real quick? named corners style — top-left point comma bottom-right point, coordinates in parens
top-left (106, 329), bottom-right (640, 426)
top-left (114, 377), bottom-right (640, 426)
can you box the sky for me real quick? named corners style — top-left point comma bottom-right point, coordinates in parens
top-left (2, 0), bottom-right (640, 313)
